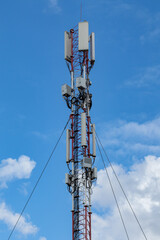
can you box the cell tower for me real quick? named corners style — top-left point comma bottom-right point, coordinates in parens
top-left (62, 21), bottom-right (97, 240)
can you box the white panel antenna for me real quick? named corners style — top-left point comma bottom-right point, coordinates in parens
top-left (90, 32), bottom-right (95, 62)
top-left (78, 21), bottom-right (89, 51)
top-left (81, 112), bottom-right (87, 147)
top-left (64, 31), bottom-right (71, 62)
top-left (66, 129), bottom-right (70, 163)
top-left (91, 124), bottom-right (96, 157)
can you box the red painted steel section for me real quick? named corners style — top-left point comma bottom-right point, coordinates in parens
top-left (70, 114), bottom-right (74, 160)
top-left (70, 114), bottom-right (74, 240)
top-left (70, 29), bottom-right (74, 72)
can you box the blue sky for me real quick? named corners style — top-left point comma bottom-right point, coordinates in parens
top-left (0, 0), bottom-right (160, 239)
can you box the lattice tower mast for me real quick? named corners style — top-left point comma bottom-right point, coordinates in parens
top-left (62, 21), bottom-right (97, 240)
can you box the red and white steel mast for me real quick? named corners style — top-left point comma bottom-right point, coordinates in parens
top-left (62, 21), bottom-right (97, 240)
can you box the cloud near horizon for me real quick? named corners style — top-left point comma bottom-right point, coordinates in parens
top-left (0, 202), bottom-right (38, 235)
top-left (100, 117), bottom-right (160, 157)
top-left (0, 155), bottom-right (36, 188)
top-left (92, 155), bottom-right (160, 240)
top-left (0, 155), bottom-right (37, 236)
top-left (125, 65), bottom-right (160, 88)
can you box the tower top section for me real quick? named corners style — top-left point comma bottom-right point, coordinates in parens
top-left (64, 21), bottom-right (95, 69)
top-left (63, 20), bottom-right (97, 240)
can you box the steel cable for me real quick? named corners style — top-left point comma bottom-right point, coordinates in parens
top-left (95, 131), bottom-right (148, 240)
top-left (96, 136), bottom-right (130, 240)
top-left (7, 117), bottom-right (70, 240)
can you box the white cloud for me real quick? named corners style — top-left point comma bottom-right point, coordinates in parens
top-left (125, 65), bottom-right (160, 87)
top-left (49, 0), bottom-right (57, 7)
top-left (92, 155), bottom-right (160, 240)
top-left (99, 0), bottom-right (133, 14)
top-left (139, 12), bottom-right (160, 42)
top-left (49, 0), bottom-right (61, 12)
top-left (110, 2), bottom-right (132, 13)
top-left (39, 237), bottom-right (47, 240)
top-left (0, 155), bottom-right (36, 188)
top-left (32, 131), bottom-right (48, 140)
top-left (99, 1), bottom-right (160, 42)
top-left (100, 117), bottom-right (160, 156)
top-left (0, 201), bottom-right (38, 235)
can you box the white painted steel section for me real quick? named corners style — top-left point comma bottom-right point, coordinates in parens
top-left (89, 188), bottom-right (91, 212)
top-left (71, 71), bottom-right (74, 89)
top-left (64, 31), bottom-right (71, 62)
top-left (78, 21), bottom-right (89, 51)
top-left (66, 129), bottom-right (70, 163)
top-left (85, 178), bottom-right (87, 206)
top-left (90, 32), bottom-right (95, 62)
top-left (92, 124), bottom-right (96, 157)
top-left (81, 112), bottom-right (87, 147)
top-left (71, 71), bottom-right (74, 112)
top-left (83, 65), bottom-right (86, 80)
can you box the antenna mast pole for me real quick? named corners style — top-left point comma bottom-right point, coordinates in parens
top-left (62, 21), bottom-right (96, 240)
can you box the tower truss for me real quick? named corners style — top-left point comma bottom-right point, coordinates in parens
top-left (62, 22), bottom-right (97, 240)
